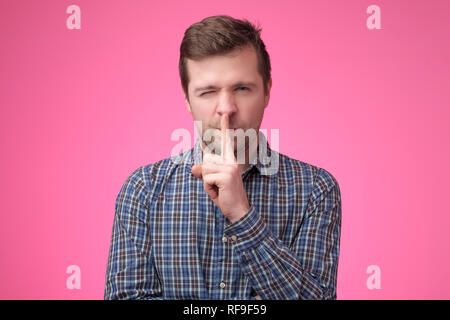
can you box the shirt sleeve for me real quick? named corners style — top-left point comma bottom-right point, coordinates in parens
top-left (224, 168), bottom-right (342, 300)
top-left (104, 168), bottom-right (163, 300)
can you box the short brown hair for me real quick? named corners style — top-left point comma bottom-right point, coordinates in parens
top-left (179, 15), bottom-right (271, 100)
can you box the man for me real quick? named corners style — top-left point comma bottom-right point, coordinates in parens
top-left (105, 15), bottom-right (342, 300)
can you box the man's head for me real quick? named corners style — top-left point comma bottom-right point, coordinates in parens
top-left (179, 15), bottom-right (272, 155)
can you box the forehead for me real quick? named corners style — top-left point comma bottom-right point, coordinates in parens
top-left (186, 45), bottom-right (261, 89)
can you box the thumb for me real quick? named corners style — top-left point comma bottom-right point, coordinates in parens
top-left (191, 164), bottom-right (203, 179)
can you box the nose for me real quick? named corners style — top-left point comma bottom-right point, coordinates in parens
top-left (216, 90), bottom-right (237, 118)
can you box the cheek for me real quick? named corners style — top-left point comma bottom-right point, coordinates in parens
top-left (239, 95), bottom-right (266, 117)
top-left (189, 100), bottom-right (213, 119)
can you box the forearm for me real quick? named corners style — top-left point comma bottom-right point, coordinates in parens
top-left (224, 206), bottom-right (338, 300)
top-left (105, 170), bottom-right (163, 300)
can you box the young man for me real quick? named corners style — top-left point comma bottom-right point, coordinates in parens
top-left (105, 15), bottom-right (342, 300)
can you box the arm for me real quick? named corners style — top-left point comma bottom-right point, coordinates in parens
top-left (224, 168), bottom-right (342, 300)
top-left (104, 168), bottom-right (163, 300)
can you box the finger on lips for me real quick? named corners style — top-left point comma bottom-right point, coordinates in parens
top-left (191, 114), bottom-right (236, 180)
top-left (221, 114), bottom-right (236, 164)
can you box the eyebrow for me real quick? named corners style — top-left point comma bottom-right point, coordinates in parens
top-left (194, 82), bottom-right (257, 94)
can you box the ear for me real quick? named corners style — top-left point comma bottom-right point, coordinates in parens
top-left (264, 78), bottom-right (272, 108)
top-left (184, 94), bottom-right (192, 114)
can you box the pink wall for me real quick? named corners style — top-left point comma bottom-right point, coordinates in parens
top-left (1, 0), bottom-right (449, 299)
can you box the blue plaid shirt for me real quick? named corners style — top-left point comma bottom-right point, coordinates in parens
top-left (105, 135), bottom-right (342, 300)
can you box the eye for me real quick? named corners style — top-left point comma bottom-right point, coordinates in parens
top-left (236, 86), bottom-right (250, 91)
top-left (200, 91), bottom-right (214, 96)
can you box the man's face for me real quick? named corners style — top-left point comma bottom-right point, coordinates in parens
top-left (185, 45), bottom-right (271, 155)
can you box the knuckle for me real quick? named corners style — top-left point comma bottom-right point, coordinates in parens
top-left (203, 153), bottom-right (213, 162)
top-left (229, 164), bottom-right (239, 174)
top-left (202, 162), bottom-right (210, 171)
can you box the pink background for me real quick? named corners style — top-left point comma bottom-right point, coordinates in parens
top-left (1, 0), bottom-right (449, 299)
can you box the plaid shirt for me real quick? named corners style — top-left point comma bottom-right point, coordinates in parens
top-left (104, 134), bottom-right (342, 300)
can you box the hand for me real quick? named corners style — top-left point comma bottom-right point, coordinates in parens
top-left (191, 114), bottom-right (250, 223)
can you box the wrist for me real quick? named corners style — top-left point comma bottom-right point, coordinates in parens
top-left (229, 203), bottom-right (251, 223)
top-left (224, 206), bottom-right (270, 252)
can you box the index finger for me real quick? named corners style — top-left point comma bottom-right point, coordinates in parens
top-left (221, 114), bottom-right (235, 164)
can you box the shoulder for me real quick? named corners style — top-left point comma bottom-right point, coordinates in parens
top-left (117, 150), bottom-right (193, 204)
top-left (277, 153), bottom-right (341, 218)
top-left (277, 152), bottom-right (341, 199)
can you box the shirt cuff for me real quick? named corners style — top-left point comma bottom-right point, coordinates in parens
top-left (223, 206), bottom-right (270, 253)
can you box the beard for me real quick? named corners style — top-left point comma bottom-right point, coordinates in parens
top-left (199, 126), bottom-right (259, 163)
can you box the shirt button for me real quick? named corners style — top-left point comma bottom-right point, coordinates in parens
top-left (219, 282), bottom-right (226, 289)
top-left (222, 236), bottom-right (228, 243)
top-left (231, 235), bottom-right (237, 241)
